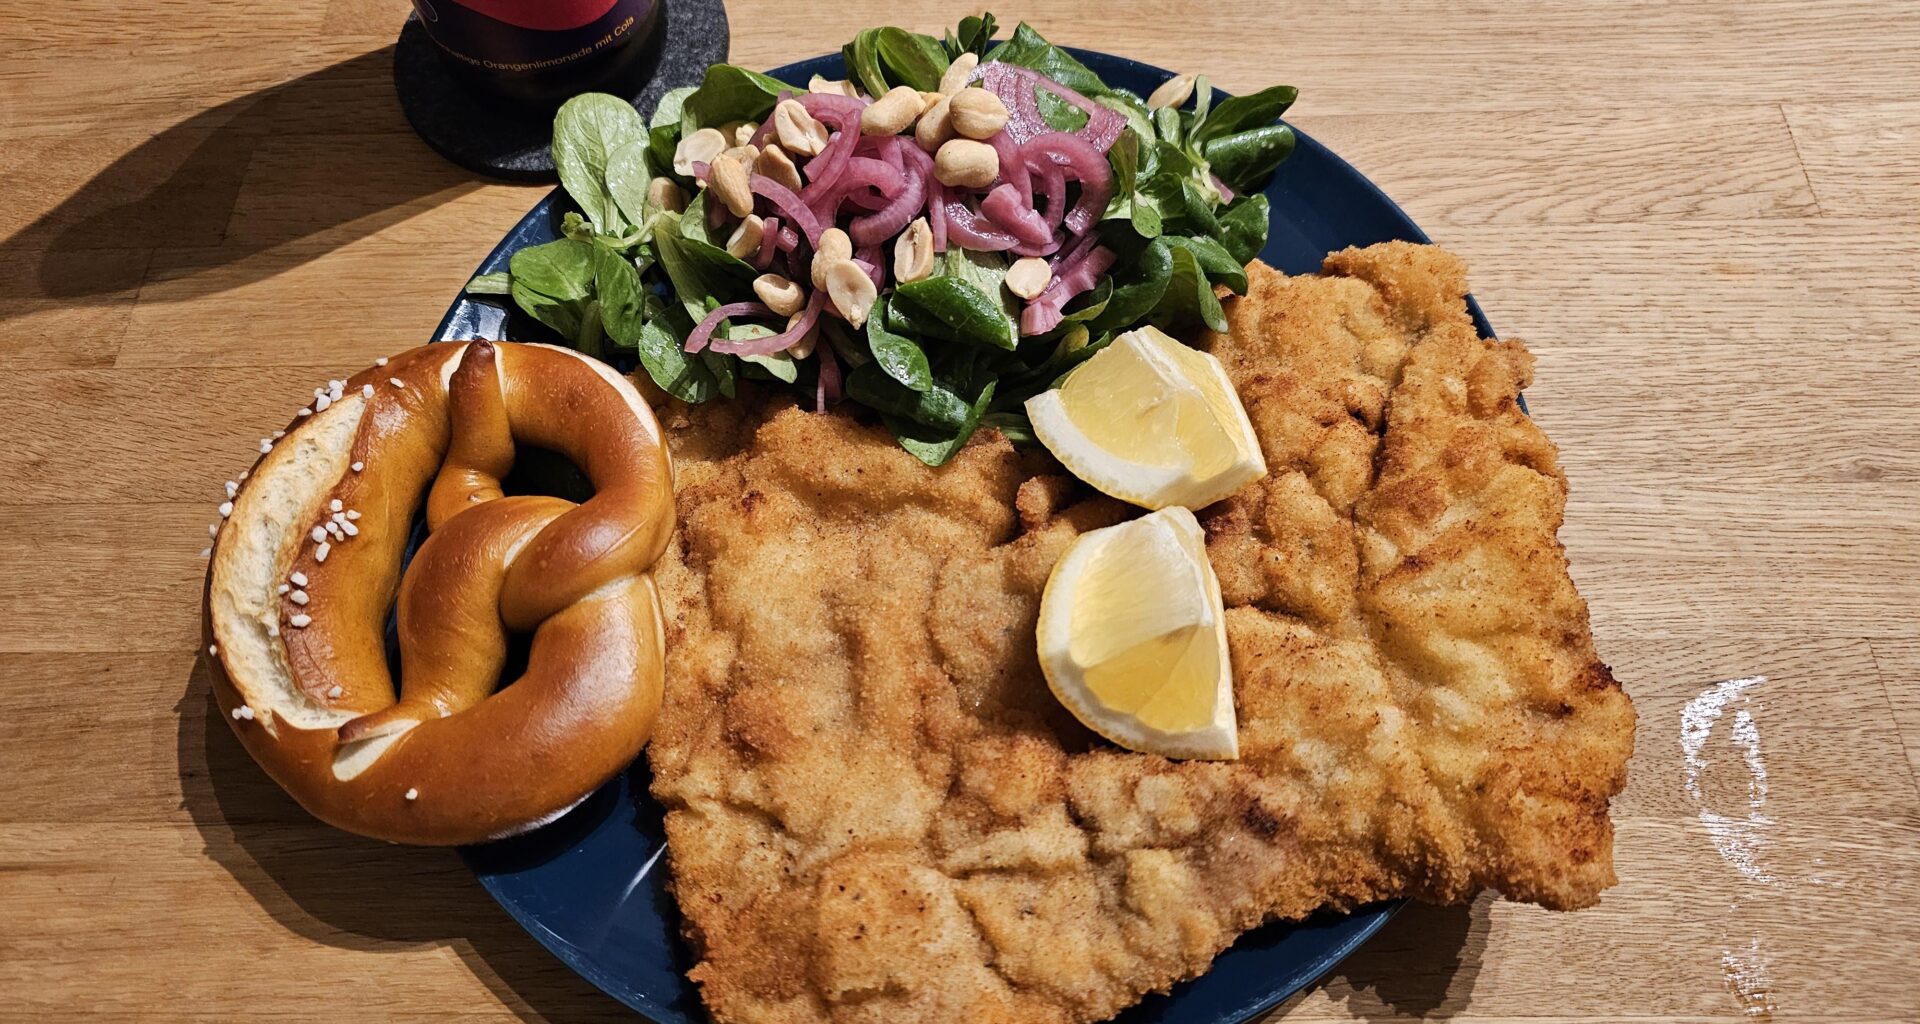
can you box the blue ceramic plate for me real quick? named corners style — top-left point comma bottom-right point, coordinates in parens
top-left (441, 47), bottom-right (1498, 1024)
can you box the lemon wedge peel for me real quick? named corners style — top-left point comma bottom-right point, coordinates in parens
top-left (1037, 506), bottom-right (1239, 761)
top-left (1024, 326), bottom-right (1267, 512)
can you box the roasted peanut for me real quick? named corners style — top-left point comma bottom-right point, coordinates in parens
top-left (811, 227), bottom-right (853, 290)
top-left (709, 154), bottom-right (755, 217)
top-left (672, 127), bottom-right (727, 176)
top-left (860, 86), bottom-right (926, 136)
top-left (939, 52), bottom-right (979, 95)
top-left (947, 87), bottom-right (1009, 140)
top-left (726, 214), bottom-right (765, 259)
top-left (773, 99), bottom-right (831, 156)
top-left (933, 138), bottom-right (998, 188)
top-left (914, 95), bottom-right (954, 153)
top-left (755, 143), bottom-right (804, 193)
top-left (808, 75), bottom-right (858, 98)
top-left (753, 273), bottom-right (807, 316)
top-left (824, 260), bottom-right (878, 328)
top-left (785, 311), bottom-right (820, 359)
top-left (646, 176), bottom-right (688, 214)
top-left (1147, 73), bottom-right (1196, 111)
top-left (1005, 257), bottom-right (1052, 300)
top-left (893, 219), bottom-right (934, 284)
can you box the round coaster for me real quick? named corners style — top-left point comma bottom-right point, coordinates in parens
top-left (394, 0), bottom-right (732, 182)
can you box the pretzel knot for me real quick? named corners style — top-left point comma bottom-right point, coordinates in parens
top-left (204, 341), bottom-right (675, 845)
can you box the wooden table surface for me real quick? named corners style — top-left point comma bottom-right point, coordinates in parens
top-left (4, 1), bottom-right (1918, 1021)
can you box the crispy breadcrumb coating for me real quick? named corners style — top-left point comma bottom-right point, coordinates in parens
top-left (646, 242), bottom-right (1635, 1024)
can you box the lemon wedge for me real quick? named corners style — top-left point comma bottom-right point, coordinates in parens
top-left (1037, 506), bottom-right (1238, 760)
top-left (1025, 326), bottom-right (1266, 511)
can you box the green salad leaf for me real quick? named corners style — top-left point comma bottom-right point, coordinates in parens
top-left (891, 276), bottom-right (1018, 351)
top-left (591, 243), bottom-right (647, 345)
top-left (1148, 243), bottom-right (1228, 334)
top-left (866, 298), bottom-right (936, 391)
top-left (465, 271), bottom-right (512, 296)
top-left (987, 23), bottom-right (1109, 98)
top-left (633, 316), bottom-right (721, 403)
top-left (1161, 234), bottom-right (1248, 294)
top-left (1189, 85), bottom-right (1298, 146)
top-left (1215, 194), bottom-right (1271, 266)
top-left (843, 29), bottom-right (889, 99)
top-left (552, 95), bottom-right (649, 236)
top-left (730, 327), bottom-right (801, 383)
top-left (875, 28), bottom-right (950, 92)
top-left (652, 213), bottom-right (756, 322)
top-left (943, 13), bottom-right (999, 59)
top-left (979, 409), bottom-right (1037, 445)
top-left (888, 379), bottom-right (996, 467)
top-left (602, 139), bottom-right (656, 230)
top-left (560, 210), bottom-right (595, 242)
top-left (846, 361), bottom-right (973, 431)
top-left (1089, 237), bottom-right (1173, 333)
top-left (509, 238), bottom-right (594, 300)
top-left (1204, 124), bottom-right (1297, 195)
top-left (679, 64), bottom-right (790, 135)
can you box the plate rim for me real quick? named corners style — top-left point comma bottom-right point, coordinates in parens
top-left (431, 43), bottom-right (1514, 1024)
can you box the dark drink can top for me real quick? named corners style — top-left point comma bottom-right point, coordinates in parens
top-left (411, 0), bottom-right (663, 106)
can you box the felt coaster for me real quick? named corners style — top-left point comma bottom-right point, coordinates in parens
top-left (394, 0), bottom-right (732, 182)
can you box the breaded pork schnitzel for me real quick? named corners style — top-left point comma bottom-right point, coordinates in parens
top-left (646, 242), bottom-right (1635, 1024)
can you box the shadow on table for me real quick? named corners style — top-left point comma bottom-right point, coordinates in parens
top-left (175, 659), bottom-right (636, 1024)
top-left (1280, 894), bottom-right (1492, 1021)
top-left (0, 45), bottom-right (487, 323)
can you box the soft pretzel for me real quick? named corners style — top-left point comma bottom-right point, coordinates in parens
top-left (202, 341), bottom-right (675, 845)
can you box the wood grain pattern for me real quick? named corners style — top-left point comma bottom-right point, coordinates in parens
top-left (1, 2), bottom-right (1916, 1022)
